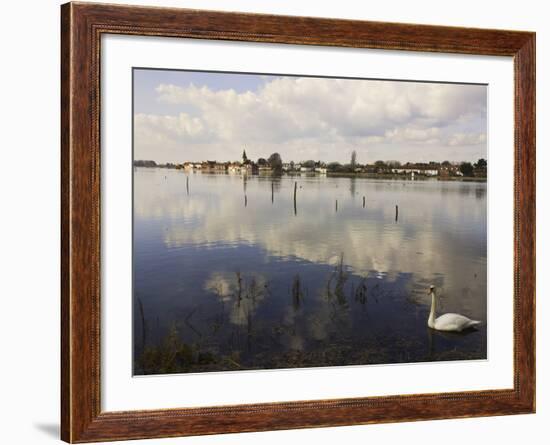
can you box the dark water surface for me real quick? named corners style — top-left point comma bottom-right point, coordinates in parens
top-left (133, 168), bottom-right (487, 375)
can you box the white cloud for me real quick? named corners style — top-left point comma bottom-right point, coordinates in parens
top-left (448, 132), bottom-right (487, 146)
top-left (135, 76), bottom-right (487, 163)
top-left (384, 126), bottom-right (441, 144)
top-left (135, 113), bottom-right (209, 141)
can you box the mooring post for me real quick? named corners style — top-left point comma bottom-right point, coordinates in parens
top-left (272, 181), bottom-right (274, 204)
top-left (245, 195), bottom-right (248, 207)
top-left (336, 199), bottom-right (338, 212)
top-left (293, 181), bottom-right (297, 216)
top-left (395, 204), bottom-right (399, 221)
top-left (363, 196), bottom-right (365, 208)
top-left (186, 176), bottom-right (189, 195)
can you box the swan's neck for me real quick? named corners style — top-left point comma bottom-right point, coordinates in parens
top-left (428, 291), bottom-right (436, 328)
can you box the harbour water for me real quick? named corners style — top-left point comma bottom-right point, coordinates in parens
top-left (133, 167), bottom-right (487, 375)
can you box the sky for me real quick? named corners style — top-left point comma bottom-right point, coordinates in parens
top-left (133, 68), bottom-right (487, 165)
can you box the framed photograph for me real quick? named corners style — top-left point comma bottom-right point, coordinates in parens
top-left (61, 2), bottom-right (535, 442)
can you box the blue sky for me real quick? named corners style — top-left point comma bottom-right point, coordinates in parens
top-left (133, 68), bottom-right (487, 164)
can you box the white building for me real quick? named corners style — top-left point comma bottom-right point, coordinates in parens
top-left (392, 168), bottom-right (438, 176)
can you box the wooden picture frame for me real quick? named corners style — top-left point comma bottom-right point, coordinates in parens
top-left (61, 2), bottom-right (535, 442)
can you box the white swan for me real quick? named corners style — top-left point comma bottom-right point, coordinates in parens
top-left (427, 285), bottom-right (481, 332)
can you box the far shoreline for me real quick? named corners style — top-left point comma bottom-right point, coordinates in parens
top-left (134, 165), bottom-right (487, 182)
top-left (325, 172), bottom-right (487, 182)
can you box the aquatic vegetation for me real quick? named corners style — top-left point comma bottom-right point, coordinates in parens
top-left (134, 260), bottom-right (486, 375)
top-left (354, 277), bottom-right (368, 305)
top-left (291, 274), bottom-right (305, 310)
top-left (136, 324), bottom-right (196, 374)
top-left (325, 254), bottom-right (349, 307)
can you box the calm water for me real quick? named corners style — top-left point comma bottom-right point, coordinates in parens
top-left (133, 168), bottom-right (487, 375)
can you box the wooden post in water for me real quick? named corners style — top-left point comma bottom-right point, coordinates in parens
top-left (271, 181), bottom-right (274, 204)
top-left (395, 205), bottom-right (399, 222)
top-left (236, 271), bottom-right (242, 303)
top-left (293, 181), bottom-right (297, 216)
top-left (363, 196), bottom-right (365, 208)
top-left (245, 195), bottom-right (248, 207)
top-left (186, 176), bottom-right (189, 195)
top-left (335, 199), bottom-right (338, 212)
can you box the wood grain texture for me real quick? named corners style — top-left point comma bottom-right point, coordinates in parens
top-left (60, 2), bottom-right (536, 442)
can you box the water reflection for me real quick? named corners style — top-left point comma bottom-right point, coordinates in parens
top-left (133, 168), bottom-right (487, 374)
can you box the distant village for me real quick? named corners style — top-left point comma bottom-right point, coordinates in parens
top-left (134, 149), bottom-right (487, 179)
